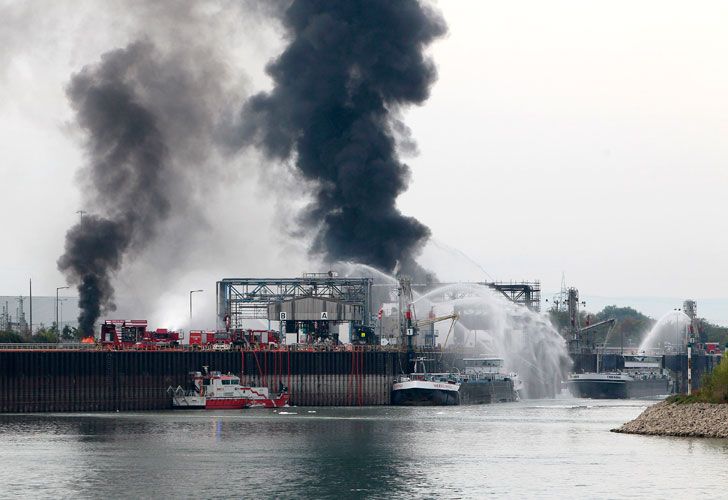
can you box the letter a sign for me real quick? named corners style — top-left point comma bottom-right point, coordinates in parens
top-left (321, 311), bottom-right (329, 320)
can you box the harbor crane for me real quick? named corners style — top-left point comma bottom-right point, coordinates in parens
top-left (397, 276), bottom-right (460, 357)
top-left (413, 313), bottom-right (460, 348)
top-left (580, 318), bottom-right (617, 353)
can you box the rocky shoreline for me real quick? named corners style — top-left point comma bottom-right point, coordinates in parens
top-left (612, 401), bottom-right (728, 438)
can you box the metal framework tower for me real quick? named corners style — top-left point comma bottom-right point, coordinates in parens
top-left (216, 275), bottom-right (373, 330)
top-left (486, 281), bottom-right (541, 311)
top-left (407, 280), bottom-right (541, 311)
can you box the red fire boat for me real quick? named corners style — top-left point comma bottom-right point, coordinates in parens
top-left (169, 370), bottom-right (289, 409)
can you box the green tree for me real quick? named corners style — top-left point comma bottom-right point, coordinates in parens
top-left (699, 355), bottom-right (728, 403)
top-left (592, 306), bottom-right (654, 348)
top-left (0, 331), bottom-right (25, 343)
top-left (61, 325), bottom-right (77, 341)
top-left (701, 320), bottom-right (728, 346)
top-left (31, 327), bottom-right (59, 343)
top-left (549, 304), bottom-right (657, 348)
top-left (673, 355), bottom-right (728, 404)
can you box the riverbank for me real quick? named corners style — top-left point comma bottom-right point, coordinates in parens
top-left (612, 401), bottom-right (728, 438)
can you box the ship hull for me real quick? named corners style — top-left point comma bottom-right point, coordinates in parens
top-left (391, 387), bottom-right (460, 406)
top-left (204, 398), bottom-right (248, 410)
top-left (568, 375), bottom-right (670, 399)
top-left (626, 378), bottom-right (670, 398)
top-left (172, 394), bottom-right (289, 409)
top-left (391, 380), bottom-right (460, 406)
top-left (460, 380), bottom-right (517, 404)
top-left (568, 378), bottom-right (628, 399)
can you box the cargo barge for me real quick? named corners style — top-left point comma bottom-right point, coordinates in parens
top-left (391, 356), bottom-right (519, 406)
top-left (459, 357), bottom-right (520, 404)
top-left (567, 355), bottom-right (671, 399)
top-left (391, 357), bottom-right (461, 406)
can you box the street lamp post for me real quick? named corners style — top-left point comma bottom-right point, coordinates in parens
top-left (673, 307), bottom-right (691, 394)
top-left (190, 290), bottom-right (204, 322)
top-left (56, 286), bottom-right (69, 334)
top-left (673, 308), bottom-right (682, 354)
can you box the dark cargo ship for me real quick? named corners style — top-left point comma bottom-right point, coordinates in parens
top-left (391, 356), bottom-right (519, 406)
top-left (568, 355), bottom-right (671, 399)
top-left (459, 357), bottom-right (519, 404)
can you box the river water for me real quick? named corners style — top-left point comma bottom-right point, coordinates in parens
top-left (1, 398), bottom-right (726, 499)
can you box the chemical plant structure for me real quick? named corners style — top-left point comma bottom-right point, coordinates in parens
top-left (1, 273), bottom-right (722, 412)
top-left (215, 272), bottom-right (541, 351)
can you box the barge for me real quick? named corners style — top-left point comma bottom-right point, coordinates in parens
top-left (459, 356), bottom-right (520, 404)
top-left (568, 355), bottom-right (671, 399)
top-left (391, 356), bottom-right (520, 406)
top-left (391, 358), bottom-right (460, 406)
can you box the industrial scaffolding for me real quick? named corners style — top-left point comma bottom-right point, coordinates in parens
top-left (217, 274), bottom-right (539, 334)
top-left (216, 275), bottom-right (373, 330)
top-left (487, 281), bottom-right (541, 311)
top-left (408, 281), bottom-right (541, 312)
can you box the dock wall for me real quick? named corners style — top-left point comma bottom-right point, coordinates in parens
top-left (4, 350), bottom-right (714, 412)
top-left (664, 354), bottom-right (722, 394)
top-left (0, 350), bottom-right (406, 412)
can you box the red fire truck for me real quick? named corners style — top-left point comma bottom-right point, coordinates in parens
top-left (704, 342), bottom-right (721, 355)
top-left (136, 328), bottom-right (182, 349)
top-left (188, 330), bottom-right (218, 347)
top-left (101, 320), bottom-right (147, 348)
top-left (100, 320), bottom-right (182, 349)
top-left (188, 329), bottom-right (280, 349)
top-left (235, 329), bottom-right (280, 347)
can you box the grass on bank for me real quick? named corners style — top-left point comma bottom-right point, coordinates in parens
top-left (668, 355), bottom-right (728, 404)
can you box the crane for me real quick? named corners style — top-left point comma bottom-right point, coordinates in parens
top-left (579, 318), bottom-right (618, 371)
top-left (413, 313), bottom-right (459, 329)
top-left (579, 318), bottom-right (616, 335)
top-left (413, 313), bottom-right (459, 348)
top-left (396, 276), bottom-right (459, 358)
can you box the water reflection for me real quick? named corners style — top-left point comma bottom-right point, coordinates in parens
top-left (1, 402), bottom-right (727, 498)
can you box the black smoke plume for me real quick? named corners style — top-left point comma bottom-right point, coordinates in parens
top-left (58, 42), bottom-right (170, 334)
top-left (241, 0), bottom-right (446, 276)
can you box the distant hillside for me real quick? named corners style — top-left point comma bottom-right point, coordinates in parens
top-left (574, 294), bottom-right (728, 328)
top-left (549, 305), bottom-right (652, 348)
top-left (549, 304), bottom-right (728, 349)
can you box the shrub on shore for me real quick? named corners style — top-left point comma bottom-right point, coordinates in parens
top-left (667, 355), bottom-right (728, 404)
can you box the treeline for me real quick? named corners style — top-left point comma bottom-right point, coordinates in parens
top-left (696, 355), bottom-right (728, 403)
top-left (671, 355), bottom-right (728, 404)
top-left (0, 325), bottom-right (81, 344)
top-left (549, 305), bottom-right (728, 348)
top-left (701, 321), bottom-right (728, 347)
top-left (549, 305), bottom-right (653, 348)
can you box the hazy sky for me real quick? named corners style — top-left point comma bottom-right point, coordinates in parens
top-left (1, 1), bottom-right (726, 326)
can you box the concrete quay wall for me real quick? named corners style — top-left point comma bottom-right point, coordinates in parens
top-left (0, 350), bottom-right (405, 412)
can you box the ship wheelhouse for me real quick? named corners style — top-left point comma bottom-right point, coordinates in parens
top-left (462, 357), bottom-right (508, 381)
